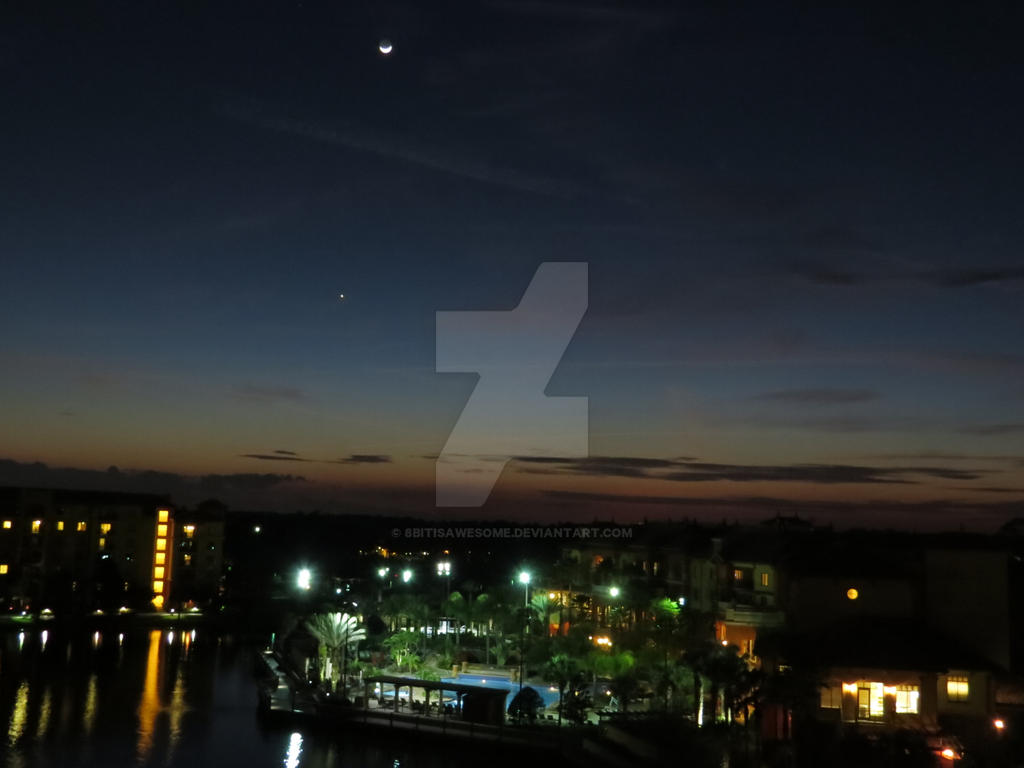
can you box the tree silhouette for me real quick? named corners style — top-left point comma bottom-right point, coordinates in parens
top-left (304, 612), bottom-right (366, 699)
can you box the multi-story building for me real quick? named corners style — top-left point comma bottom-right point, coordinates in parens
top-left (0, 486), bottom-right (223, 612)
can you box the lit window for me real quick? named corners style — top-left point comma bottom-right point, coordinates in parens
top-left (152, 595), bottom-right (164, 608)
top-left (2, 520), bottom-right (10, 529)
top-left (98, 537), bottom-right (106, 550)
top-left (157, 524), bottom-right (168, 537)
top-left (0, 564), bottom-right (8, 574)
top-left (153, 580), bottom-right (164, 593)
top-left (857, 683), bottom-right (885, 720)
top-left (761, 572), bottom-right (770, 587)
top-left (57, 521), bottom-right (64, 531)
top-left (155, 552), bottom-right (166, 565)
top-left (156, 538), bottom-right (166, 551)
top-left (100, 523), bottom-right (112, 534)
top-left (153, 566), bottom-right (165, 579)
top-left (183, 554), bottom-right (192, 566)
top-left (76, 521), bottom-right (86, 532)
top-left (32, 520), bottom-right (42, 533)
top-left (947, 677), bottom-right (969, 702)
top-left (895, 685), bottom-right (920, 714)
top-left (183, 525), bottom-right (195, 539)
top-left (819, 685), bottom-right (841, 709)
top-left (158, 509), bottom-right (169, 523)
top-left (733, 569), bottom-right (743, 581)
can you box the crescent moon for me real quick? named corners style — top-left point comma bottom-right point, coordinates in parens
top-left (379, 40), bottom-right (393, 55)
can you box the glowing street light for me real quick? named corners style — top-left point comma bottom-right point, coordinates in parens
top-left (609, 586), bottom-right (620, 598)
top-left (516, 573), bottom-right (532, 610)
top-left (377, 567), bottom-right (388, 578)
top-left (516, 569), bottom-right (532, 702)
top-left (296, 568), bottom-right (312, 591)
top-left (401, 569), bottom-right (413, 583)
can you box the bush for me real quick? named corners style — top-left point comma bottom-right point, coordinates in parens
top-left (508, 686), bottom-right (544, 724)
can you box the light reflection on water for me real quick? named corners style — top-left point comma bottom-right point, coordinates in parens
top-left (0, 627), bottom-right (523, 768)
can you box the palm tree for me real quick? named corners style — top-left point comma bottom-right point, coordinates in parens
top-left (305, 612), bottom-right (366, 699)
top-left (383, 630), bottom-right (420, 672)
top-left (544, 653), bottom-right (581, 726)
top-left (471, 593), bottom-right (495, 662)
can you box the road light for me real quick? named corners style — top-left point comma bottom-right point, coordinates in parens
top-left (437, 560), bottom-right (453, 639)
top-left (518, 570), bottom-right (531, 605)
top-left (296, 568), bottom-right (312, 591)
top-left (609, 586), bottom-right (620, 598)
top-left (401, 569), bottom-right (413, 583)
top-left (516, 570), bottom-right (532, 705)
top-left (377, 567), bottom-right (388, 578)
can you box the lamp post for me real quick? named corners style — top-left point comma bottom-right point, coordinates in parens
top-left (608, 585), bottom-right (620, 630)
top-left (437, 560), bottom-right (452, 642)
top-left (517, 570), bottom-right (531, 704)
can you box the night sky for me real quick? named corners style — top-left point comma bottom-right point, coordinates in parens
top-left (2, 1), bottom-right (1023, 528)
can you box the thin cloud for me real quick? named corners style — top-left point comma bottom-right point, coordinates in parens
top-left (0, 457), bottom-right (304, 497)
top-left (274, 450), bottom-right (298, 456)
top-left (754, 388), bottom-right (879, 405)
top-left (793, 263), bottom-right (1024, 288)
top-left (958, 423), bottom-right (1024, 436)
top-left (866, 451), bottom-right (1024, 463)
top-left (486, 0), bottom-right (667, 21)
top-left (222, 102), bottom-right (583, 199)
top-left (331, 454), bottom-right (393, 465)
top-left (230, 384), bottom-right (307, 404)
top-left (239, 454), bottom-right (312, 463)
top-left (514, 456), bottom-right (990, 484)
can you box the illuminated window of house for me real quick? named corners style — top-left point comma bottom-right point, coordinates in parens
top-left (183, 553), bottom-right (192, 566)
top-left (100, 523), bottom-right (112, 534)
top-left (98, 537), bottom-right (106, 550)
top-left (947, 676), bottom-right (969, 702)
top-left (819, 685), bottom-right (841, 709)
top-left (157, 524), bottom-right (168, 537)
top-left (76, 521), bottom-right (86, 532)
top-left (155, 552), bottom-right (166, 565)
top-left (895, 685), bottom-right (920, 714)
top-left (158, 509), bottom-right (169, 523)
top-left (57, 521), bottom-right (64, 531)
top-left (156, 538), bottom-right (166, 551)
top-left (153, 566), bottom-right (165, 580)
top-left (733, 568), bottom-right (743, 581)
top-left (0, 564), bottom-right (8, 574)
top-left (2, 520), bottom-right (11, 529)
top-left (32, 520), bottom-right (42, 533)
top-left (761, 572), bottom-right (770, 587)
top-left (153, 580), bottom-right (164, 593)
top-left (857, 683), bottom-right (885, 720)
top-left (183, 525), bottom-right (195, 539)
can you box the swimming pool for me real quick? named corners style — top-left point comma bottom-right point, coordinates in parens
top-left (440, 674), bottom-right (561, 708)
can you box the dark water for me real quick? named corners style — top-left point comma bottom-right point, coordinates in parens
top-left (0, 626), bottom-right (505, 768)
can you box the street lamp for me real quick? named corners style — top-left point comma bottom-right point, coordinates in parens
top-left (609, 586), bottom-right (620, 598)
top-left (437, 560), bottom-right (452, 639)
top-left (401, 569), bottom-right (413, 584)
top-left (377, 567), bottom-right (388, 578)
top-left (517, 570), bottom-right (531, 704)
top-left (518, 570), bottom-right (531, 606)
top-left (296, 568), bottom-right (312, 591)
